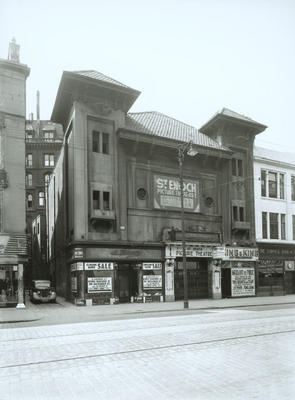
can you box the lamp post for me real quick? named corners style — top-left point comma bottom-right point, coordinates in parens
top-left (177, 140), bottom-right (198, 309)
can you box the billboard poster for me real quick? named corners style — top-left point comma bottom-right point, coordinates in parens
top-left (154, 175), bottom-right (200, 212)
top-left (87, 277), bottom-right (112, 293)
top-left (143, 275), bottom-right (162, 289)
top-left (231, 267), bottom-right (255, 297)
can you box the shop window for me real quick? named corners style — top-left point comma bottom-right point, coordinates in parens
top-left (39, 191), bottom-right (45, 206)
top-left (261, 170), bottom-right (285, 199)
top-left (92, 130), bottom-right (100, 153)
top-left (291, 176), bottom-right (295, 201)
top-left (93, 190), bottom-right (100, 209)
top-left (26, 173), bottom-right (33, 187)
top-left (0, 269), bottom-right (18, 304)
top-left (44, 154), bottom-right (54, 167)
top-left (262, 212), bottom-right (268, 239)
top-left (102, 133), bottom-right (109, 154)
top-left (27, 194), bottom-right (33, 209)
top-left (232, 158), bottom-right (243, 177)
top-left (26, 153), bottom-right (33, 167)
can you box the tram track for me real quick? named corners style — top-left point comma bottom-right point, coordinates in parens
top-left (1, 327), bottom-right (295, 370)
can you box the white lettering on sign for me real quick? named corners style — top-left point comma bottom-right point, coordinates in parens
top-left (87, 277), bottom-right (112, 293)
top-left (231, 268), bottom-right (255, 297)
top-left (143, 263), bottom-right (162, 270)
top-left (214, 247), bottom-right (258, 261)
top-left (166, 244), bottom-right (214, 258)
top-left (84, 262), bottom-right (114, 270)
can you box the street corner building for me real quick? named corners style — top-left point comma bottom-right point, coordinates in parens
top-left (0, 39), bottom-right (29, 307)
top-left (47, 69), bottom-right (267, 305)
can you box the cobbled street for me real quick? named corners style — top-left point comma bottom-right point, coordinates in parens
top-left (1, 303), bottom-right (295, 400)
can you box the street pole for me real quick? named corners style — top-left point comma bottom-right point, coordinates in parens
top-left (178, 146), bottom-right (189, 309)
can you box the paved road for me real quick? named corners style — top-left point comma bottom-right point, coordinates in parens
top-left (1, 305), bottom-right (295, 400)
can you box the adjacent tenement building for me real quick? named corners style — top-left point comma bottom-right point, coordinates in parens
top-left (48, 70), bottom-right (266, 305)
top-left (0, 39), bottom-right (29, 307)
top-left (25, 99), bottom-right (63, 284)
top-left (254, 146), bottom-right (295, 296)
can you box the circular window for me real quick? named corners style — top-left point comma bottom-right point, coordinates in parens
top-left (205, 196), bottom-right (214, 207)
top-left (137, 187), bottom-right (147, 200)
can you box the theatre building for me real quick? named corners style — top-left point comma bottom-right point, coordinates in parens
top-left (48, 70), bottom-right (266, 305)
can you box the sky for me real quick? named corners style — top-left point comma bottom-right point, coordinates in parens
top-left (1, 0), bottom-right (295, 151)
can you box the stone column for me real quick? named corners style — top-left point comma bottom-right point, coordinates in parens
top-left (16, 263), bottom-right (25, 308)
top-left (165, 259), bottom-right (175, 301)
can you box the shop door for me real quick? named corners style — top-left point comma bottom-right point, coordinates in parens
top-left (221, 269), bottom-right (231, 298)
top-left (117, 264), bottom-right (138, 303)
top-left (285, 272), bottom-right (295, 294)
top-left (174, 259), bottom-right (208, 300)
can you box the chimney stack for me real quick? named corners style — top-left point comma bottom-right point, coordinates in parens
top-left (36, 90), bottom-right (40, 121)
top-left (8, 37), bottom-right (20, 63)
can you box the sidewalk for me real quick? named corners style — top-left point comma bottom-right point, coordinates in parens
top-left (1, 294), bottom-right (295, 324)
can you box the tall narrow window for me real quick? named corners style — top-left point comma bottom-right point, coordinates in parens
top-left (262, 212), bottom-right (268, 239)
top-left (261, 170), bottom-right (266, 197)
top-left (102, 133), bottom-right (109, 154)
top-left (26, 173), bottom-right (33, 187)
top-left (231, 158), bottom-right (237, 176)
top-left (238, 159), bottom-right (243, 177)
top-left (92, 130), bottom-right (100, 153)
top-left (280, 214), bottom-right (286, 240)
top-left (268, 172), bottom-right (277, 198)
top-left (39, 192), bottom-right (45, 206)
top-left (93, 191), bottom-right (100, 209)
top-left (269, 213), bottom-right (279, 239)
top-left (103, 192), bottom-right (110, 210)
top-left (292, 176), bottom-right (295, 201)
top-left (27, 194), bottom-right (33, 209)
top-left (26, 154), bottom-right (33, 167)
top-left (44, 154), bottom-right (54, 167)
top-left (279, 173), bottom-right (284, 199)
top-left (239, 207), bottom-right (245, 222)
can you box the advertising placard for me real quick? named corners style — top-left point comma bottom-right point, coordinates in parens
top-left (84, 262), bottom-right (114, 271)
top-left (143, 263), bottom-right (162, 270)
top-left (143, 275), bottom-right (162, 289)
top-left (87, 277), bottom-right (112, 293)
top-left (231, 267), bottom-right (255, 297)
top-left (154, 175), bottom-right (200, 212)
top-left (214, 247), bottom-right (258, 261)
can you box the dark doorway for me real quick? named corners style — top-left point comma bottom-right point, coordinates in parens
top-left (117, 264), bottom-right (138, 303)
top-left (221, 268), bottom-right (231, 298)
top-left (285, 272), bottom-right (295, 294)
top-left (174, 259), bottom-right (209, 300)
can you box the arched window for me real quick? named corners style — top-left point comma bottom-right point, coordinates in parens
top-left (39, 191), bottom-right (45, 206)
top-left (27, 194), bottom-right (33, 209)
top-left (26, 173), bottom-right (33, 187)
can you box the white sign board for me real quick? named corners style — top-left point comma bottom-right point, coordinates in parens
top-left (84, 262), bottom-right (114, 271)
top-left (166, 243), bottom-right (214, 258)
top-left (143, 263), bottom-right (162, 270)
top-left (143, 275), bottom-right (162, 289)
top-left (231, 267), bottom-right (255, 297)
top-left (88, 277), bottom-right (112, 293)
top-left (214, 247), bottom-right (258, 261)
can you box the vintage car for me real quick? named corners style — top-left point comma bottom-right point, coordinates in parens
top-left (30, 280), bottom-right (56, 303)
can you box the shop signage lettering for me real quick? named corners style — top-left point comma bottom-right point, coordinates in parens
top-left (154, 175), bottom-right (200, 212)
top-left (87, 277), bottom-right (112, 293)
top-left (259, 247), bottom-right (295, 259)
top-left (143, 275), bottom-right (162, 289)
top-left (166, 244), bottom-right (214, 258)
top-left (231, 267), bottom-right (255, 297)
top-left (143, 263), bottom-right (162, 270)
top-left (74, 248), bottom-right (84, 258)
top-left (84, 262), bottom-right (114, 270)
top-left (214, 247), bottom-right (258, 261)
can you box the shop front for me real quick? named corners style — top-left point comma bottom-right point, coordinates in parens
top-left (0, 233), bottom-right (27, 308)
top-left (68, 244), bottom-right (164, 305)
top-left (165, 242), bottom-right (220, 301)
top-left (258, 244), bottom-right (295, 296)
top-left (213, 246), bottom-right (258, 298)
